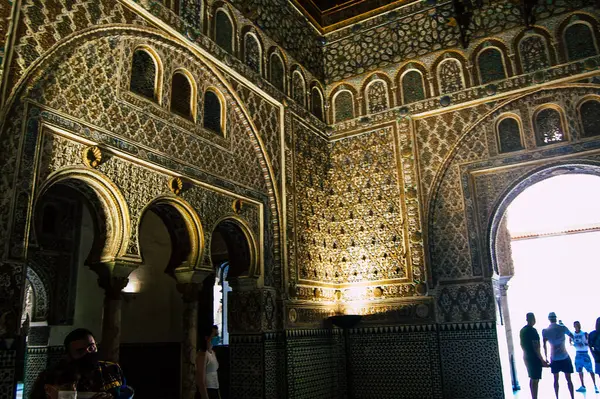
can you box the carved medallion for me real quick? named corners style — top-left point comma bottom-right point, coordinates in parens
top-left (232, 199), bottom-right (244, 213)
top-left (373, 286), bottom-right (383, 298)
top-left (288, 308), bottom-right (298, 323)
top-left (82, 146), bottom-right (102, 168)
top-left (168, 177), bottom-right (184, 195)
top-left (416, 303), bottom-right (429, 318)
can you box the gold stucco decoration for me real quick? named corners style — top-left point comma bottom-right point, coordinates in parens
top-left (288, 308), bottom-right (298, 323)
top-left (82, 146), bottom-right (102, 168)
top-left (373, 286), bottom-right (383, 297)
top-left (168, 177), bottom-right (184, 195)
top-left (232, 199), bottom-right (244, 213)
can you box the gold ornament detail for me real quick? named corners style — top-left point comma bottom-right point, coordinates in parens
top-left (82, 146), bottom-right (102, 168)
top-left (373, 286), bottom-right (383, 298)
top-left (168, 177), bottom-right (184, 195)
top-left (232, 199), bottom-right (244, 213)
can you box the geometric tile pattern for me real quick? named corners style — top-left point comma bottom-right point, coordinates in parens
top-left (285, 329), bottom-right (346, 399)
top-left (348, 325), bottom-right (442, 399)
top-left (24, 347), bottom-right (48, 399)
top-left (439, 323), bottom-right (504, 399)
top-left (230, 335), bottom-right (264, 399)
top-left (0, 349), bottom-right (16, 399)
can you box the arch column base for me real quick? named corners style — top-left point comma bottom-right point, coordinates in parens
top-left (175, 270), bottom-right (212, 399)
top-left (92, 260), bottom-right (139, 363)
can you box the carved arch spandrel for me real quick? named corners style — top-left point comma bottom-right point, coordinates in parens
top-left (425, 85), bottom-right (600, 283)
top-left (3, 26), bottom-right (282, 281)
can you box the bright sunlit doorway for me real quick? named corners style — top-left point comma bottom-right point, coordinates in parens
top-left (494, 173), bottom-right (600, 399)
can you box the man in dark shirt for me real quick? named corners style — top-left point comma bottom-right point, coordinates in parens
top-left (30, 328), bottom-right (130, 398)
top-left (589, 317), bottom-right (600, 383)
top-left (520, 312), bottom-right (549, 399)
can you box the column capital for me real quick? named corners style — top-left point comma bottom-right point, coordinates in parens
top-left (228, 276), bottom-right (258, 291)
top-left (173, 268), bottom-right (213, 285)
top-left (176, 283), bottom-right (202, 303)
top-left (89, 259), bottom-right (139, 299)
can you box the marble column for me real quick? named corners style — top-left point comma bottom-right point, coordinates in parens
top-left (177, 283), bottom-right (201, 399)
top-left (98, 276), bottom-right (128, 363)
top-left (498, 278), bottom-right (520, 391)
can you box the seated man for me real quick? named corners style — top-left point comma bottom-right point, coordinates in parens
top-left (30, 328), bottom-right (131, 399)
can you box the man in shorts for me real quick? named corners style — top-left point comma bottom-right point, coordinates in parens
top-left (520, 313), bottom-right (549, 399)
top-left (543, 312), bottom-right (575, 399)
top-left (570, 321), bottom-right (598, 393)
top-left (589, 318), bottom-right (600, 387)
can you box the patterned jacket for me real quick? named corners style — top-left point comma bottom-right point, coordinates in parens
top-left (30, 360), bottom-right (125, 398)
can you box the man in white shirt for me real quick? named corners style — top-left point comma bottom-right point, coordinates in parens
top-left (543, 312), bottom-right (575, 399)
top-left (570, 321), bottom-right (599, 393)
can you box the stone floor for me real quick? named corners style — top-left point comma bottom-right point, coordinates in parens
top-left (512, 368), bottom-right (600, 399)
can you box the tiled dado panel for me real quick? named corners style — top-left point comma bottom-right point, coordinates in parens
top-left (230, 335), bottom-right (264, 399)
top-left (24, 347), bottom-right (48, 398)
top-left (347, 325), bottom-right (442, 399)
top-left (23, 346), bottom-right (64, 398)
top-left (439, 323), bottom-right (504, 399)
top-left (285, 329), bottom-right (346, 399)
top-left (0, 349), bottom-right (16, 399)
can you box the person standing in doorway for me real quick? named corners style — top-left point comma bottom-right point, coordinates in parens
top-left (196, 325), bottom-right (220, 399)
top-left (520, 313), bottom-right (549, 399)
top-left (543, 312), bottom-right (575, 399)
top-left (570, 321), bottom-right (598, 393)
top-left (589, 318), bottom-right (600, 390)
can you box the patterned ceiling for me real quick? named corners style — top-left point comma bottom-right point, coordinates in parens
top-left (291, 0), bottom-right (411, 32)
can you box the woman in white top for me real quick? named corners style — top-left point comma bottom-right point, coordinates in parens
top-left (196, 325), bottom-right (220, 399)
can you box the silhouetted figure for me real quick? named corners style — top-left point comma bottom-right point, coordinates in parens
top-left (588, 318), bottom-right (600, 389)
top-left (30, 328), bottom-right (132, 399)
top-left (570, 321), bottom-right (598, 393)
top-left (520, 313), bottom-right (549, 399)
top-left (543, 312), bottom-right (575, 399)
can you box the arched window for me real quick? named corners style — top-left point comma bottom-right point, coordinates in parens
top-left (292, 70), bottom-right (306, 107)
top-left (580, 99), bottom-right (600, 138)
top-left (535, 107), bottom-right (566, 146)
top-left (438, 59), bottom-right (465, 94)
top-left (565, 23), bottom-right (598, 61)
top-left (334, 90), bottom-right (354, 123)
top-left (311, 87), bottom-right (324, 121)
top-left (497, 117), bottom-right (523, 153)
top-left (244, 33), bottom-right (261, 74)
top-left (215, 9), bottom-right (234, 53)
top-left (170, 72), bottom-right (194, 120)
top-left (130, 49), bottom-right (158, 100)
top-left (269, 53), bottom-right (285, 92)
top-left (204, 90), bottom-right (224, 135)
top-left (478, 48), bottom-right (507, 84)
top-left (519, 35), bottom-right (550, 73)
top-left (213, 262), bottom-right (231, 345)
top-left (366, 80), bottom-right (389, 114)
top-left (401, 70), bottom-right (426, 104)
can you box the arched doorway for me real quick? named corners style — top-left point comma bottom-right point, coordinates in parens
top-left (195, 218), bottom-right (255, 399)
top-left (120, 196), bottom-right (202, 399)
top-left (22, 182), bottom-right (107, 398)
top-left (209, 218), bottom-right (254, 343)
top-left (492, 173), bottom-right (600, 398)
